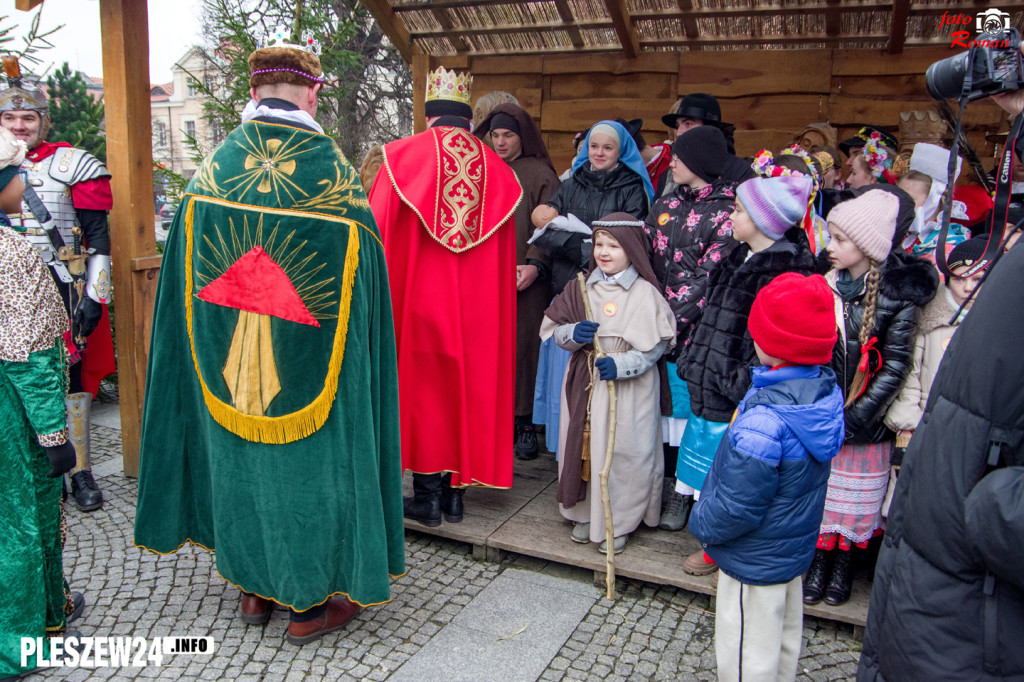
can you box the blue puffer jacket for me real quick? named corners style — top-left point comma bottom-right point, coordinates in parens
top-left (689, 365), bottom-right (845, 586)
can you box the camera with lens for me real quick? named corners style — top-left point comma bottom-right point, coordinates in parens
top-left (927, 27), bottom-right (1024, 101)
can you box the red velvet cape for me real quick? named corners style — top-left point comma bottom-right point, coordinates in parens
top-left (370, 127), bottom-right (522, 487)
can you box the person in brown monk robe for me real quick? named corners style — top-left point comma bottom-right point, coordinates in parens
top-left (477, 103), bottom-right (560, 460)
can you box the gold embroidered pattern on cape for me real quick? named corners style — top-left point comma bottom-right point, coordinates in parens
top-left (184, 197), bottom-right (359, 444)
top-left (436, 127), bottom-right (486, 251)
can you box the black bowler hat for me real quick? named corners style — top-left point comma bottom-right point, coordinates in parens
top-left (662, 93), bottom-right (726, 129)
top-left (839, 125), bottom-right (899, 157)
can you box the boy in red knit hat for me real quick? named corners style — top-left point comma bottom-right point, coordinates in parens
top-left (689, 272), bottom-right (844, 682)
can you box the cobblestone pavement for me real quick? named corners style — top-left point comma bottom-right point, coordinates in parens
top-left (27, 424), bottom-right (861, 681)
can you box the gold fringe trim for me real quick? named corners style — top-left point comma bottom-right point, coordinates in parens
top-left (184, 196), bottom-right (361, 444)
top-left (134, 539), bottom-right (405, 609)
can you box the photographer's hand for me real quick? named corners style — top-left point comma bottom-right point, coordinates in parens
top-left (992, 43), bottom-right (1024, 115)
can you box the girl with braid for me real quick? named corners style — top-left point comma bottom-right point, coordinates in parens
top-left (804, 189), bottom-right (937, 607)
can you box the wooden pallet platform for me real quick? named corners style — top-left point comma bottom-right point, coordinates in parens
top-left (403, 454), bottom-right (870, 628)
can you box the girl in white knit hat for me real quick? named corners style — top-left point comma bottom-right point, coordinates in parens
top-left (804, 189), bottom-right (938, 608)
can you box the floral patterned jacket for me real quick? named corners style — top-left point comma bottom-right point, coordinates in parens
top-left (644, 179), bottom-right (738, 358)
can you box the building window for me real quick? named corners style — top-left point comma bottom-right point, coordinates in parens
top-left (154, 121), bottom-right (168, 148)
top-left (211, 122), bottom-right (224, 145)
top-left (187, 77), bottom-right (197, 98)
top-left (185, 120), bottom-right (197, 139)
top-left (204, 75), bottom-right (216, 94)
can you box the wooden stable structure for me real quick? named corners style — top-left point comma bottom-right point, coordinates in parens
top-left (11, 1), bottom-right (1022, 471)
top-left (362, 0), bottom-right (1024, 173)
top-left (403, 456), bottom-right (872, 631)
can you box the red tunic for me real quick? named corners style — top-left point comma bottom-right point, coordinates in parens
top-left (370, 126), bottom-right (522, 487)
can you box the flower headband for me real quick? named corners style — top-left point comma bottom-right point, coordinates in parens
top-left (813, 151), bottom-right (834, 175)
top-left (861, 131), bottom-right (898, 183)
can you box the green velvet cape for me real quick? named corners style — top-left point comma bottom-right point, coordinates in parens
top-left (134, 120), bottom-right (404, 610)
top-left (0, 342), bottom-right (68, 677)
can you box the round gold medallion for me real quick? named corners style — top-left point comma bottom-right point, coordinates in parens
top-left (603, 301), bottom-right (618, 317)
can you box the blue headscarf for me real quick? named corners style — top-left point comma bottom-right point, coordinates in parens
top-left (571, 120), bottom-right (655, 203)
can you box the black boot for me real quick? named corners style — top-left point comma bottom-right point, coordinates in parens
top-left (824, 549), bottom-right (853, 606)
top-left (440, 473), bottom-right (465, 523)
top-left (404, 473), bottom-right (442, 527)
top-left (70, 470), bottom-right (103, 512)
top-left (803, 549), bottom-right (831, 605)
top-left (514, 417), bottom-right (539, 460)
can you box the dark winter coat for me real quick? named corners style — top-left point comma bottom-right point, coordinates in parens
top-left (679, 231), bottom-right (816, 423)
top-left (828, 250), bottom-right (937, 444)
top-left (543, 162), bottom-right (649, 294)
top-left (645, 180), bottom-right (738, 359)
top-left (857, 243), bottom-right (1024, 681)
top-left (690, 365), bottom-right (845, 586)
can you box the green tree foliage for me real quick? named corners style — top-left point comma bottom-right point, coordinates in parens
top-left (192, 0), bottom-right (411, 165)
top-left (46, 62), bottom-right (106, 162)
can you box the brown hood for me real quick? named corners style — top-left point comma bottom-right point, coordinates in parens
top-left (476, 103), bottom-right (554, 173)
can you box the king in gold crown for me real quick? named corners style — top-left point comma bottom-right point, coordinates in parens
top-left (425, 66), bottom-right (473, 119)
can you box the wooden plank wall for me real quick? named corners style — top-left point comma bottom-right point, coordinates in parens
top-left (437, 48), bottom-right (1006, 182)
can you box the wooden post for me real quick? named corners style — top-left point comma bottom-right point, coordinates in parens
top-left (413, 54), bottom-right (429, 134)
top-left (99, 0), bottom-right (160, 477)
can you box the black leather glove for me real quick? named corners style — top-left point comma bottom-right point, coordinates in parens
top-left (891, 447), bottom-right (906, 468)
top-left (44, 442), bottom-right (76, 478)
top-left (74, 297), bottom-right (103, 338)
top-left (572, 320), bottom-right (599, 344)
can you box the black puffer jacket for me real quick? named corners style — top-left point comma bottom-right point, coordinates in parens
top-left (680, 230), bottom-right (817, 423)
top-left (542, 163), bottom-right (649, 294)
top-left (645, 179), bottom-right (738, 359)
top-left (547, 162), bottom-right (649, 226)
top-left (828, 250), bottom-right (938, 443)
top-left (857, 243), bottom-right (1024, 682)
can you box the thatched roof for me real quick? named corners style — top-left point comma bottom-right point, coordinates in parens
top-left (361, 0), bottom-right (1024, 62)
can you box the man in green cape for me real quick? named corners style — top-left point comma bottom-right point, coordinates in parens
top-left (134, 29), bottom-right (404, 645)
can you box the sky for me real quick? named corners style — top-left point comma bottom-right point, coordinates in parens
top-left (6, 0), bottom-right (204, 84)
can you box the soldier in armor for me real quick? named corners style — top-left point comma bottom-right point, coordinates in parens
top-left (0, 57), bottom-right (115, 512)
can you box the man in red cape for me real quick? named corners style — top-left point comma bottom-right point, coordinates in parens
top-left (369, 66), bottom-right (523, 527)
top-left (1, 57), bottom-right (115, 512)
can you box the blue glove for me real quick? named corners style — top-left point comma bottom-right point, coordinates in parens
top-left (595, 356), bottom-right (617, 380)
top-left (572, 320), bottom-right (599, 344)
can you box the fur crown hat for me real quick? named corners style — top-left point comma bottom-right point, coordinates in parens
top-left (248, 28), bottom-right (324, 89)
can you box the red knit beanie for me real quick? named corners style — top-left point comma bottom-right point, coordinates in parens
top-left (748, 272), bottom-right (837, 365)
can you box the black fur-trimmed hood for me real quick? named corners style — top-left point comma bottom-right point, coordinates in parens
top-left (879, 250), bottom-right (939, 308)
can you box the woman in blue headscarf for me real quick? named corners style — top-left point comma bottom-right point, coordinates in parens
top-left (528, 119), bottom-right (654, 457)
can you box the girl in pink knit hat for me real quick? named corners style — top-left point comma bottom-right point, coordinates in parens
top-left (805, 189), bottom-right (938, 608)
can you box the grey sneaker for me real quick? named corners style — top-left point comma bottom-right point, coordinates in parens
top-left (658, 490), bottom-right (693, 531)
top-left (570, 522), bottom-right (591, 544)
top-left (659, 477), bottom-right (676, 514)
top-left (599, 534), bottom-right (628, 555)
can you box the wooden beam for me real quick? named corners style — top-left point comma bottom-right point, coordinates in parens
top-left (409, 19), bottom-right (614, 40)
top-left (429, 7), bottom-right (470, 54)
top-left (15, 0), bottom-right (44, 10)
top-left (635, 2), bottom-right (887, 21)
top-left (644, 33), bottom-right (891, 49)
top-left (604, 0), bottom-right (639, 59)
top-left (413, 54), bottom-right (429, 134)
top-left (675, 0), bottom-right (700, 43)
top-left (889, 0), bottom-right (911, 54)
top-left (358, 0), bottom-right (414, 64)
top-left (554, 0), bottom-right (585, 49)
top-left (824, 0), bottom-right (842, 38)
top-left (99, 0), bottom-right (158, 478)
top-left (393, 0), bottom-right (520, 11)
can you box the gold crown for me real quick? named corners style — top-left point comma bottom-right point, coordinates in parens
top-left (426, 66), bottom-right (472, 105)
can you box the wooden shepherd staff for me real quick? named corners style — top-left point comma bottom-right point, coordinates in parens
top-left (577, 272), bottom-right (618, 600)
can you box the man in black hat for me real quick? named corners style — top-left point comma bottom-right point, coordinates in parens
top-left (661, 94), bottom-right (753, 188)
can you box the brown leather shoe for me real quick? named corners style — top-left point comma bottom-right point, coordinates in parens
top-left (286, 596), bottom-right (360, 645)
top-left (240, 593), bottom-right (272, 625)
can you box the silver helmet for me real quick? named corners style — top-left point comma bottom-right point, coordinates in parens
top-left (0, 56), bottom-right (50, 139)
